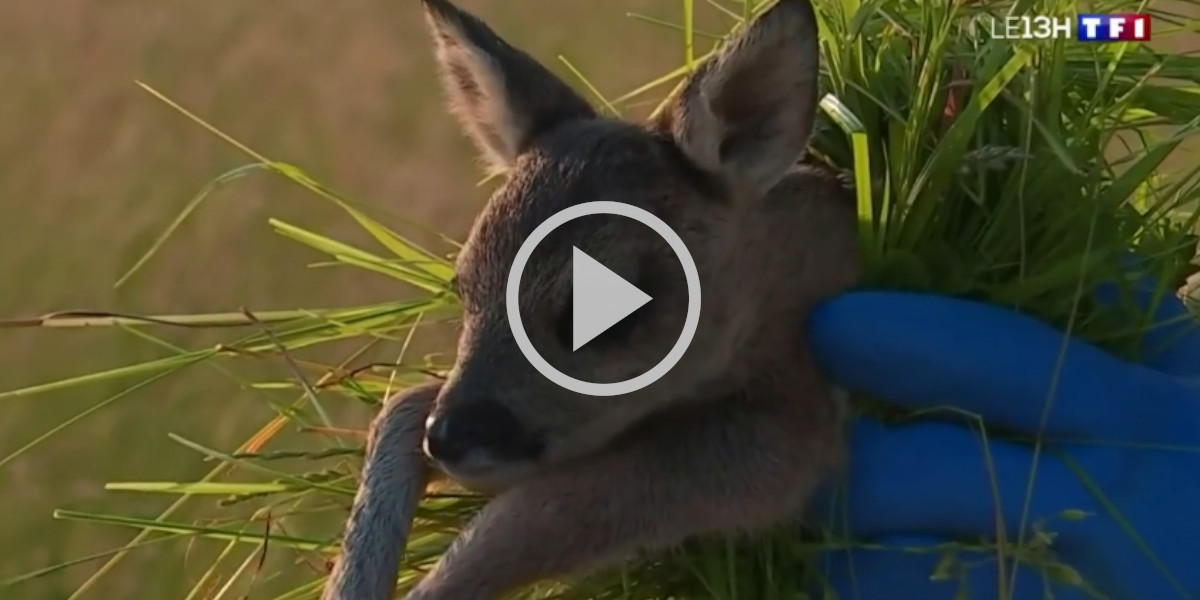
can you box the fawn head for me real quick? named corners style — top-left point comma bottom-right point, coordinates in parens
top-left (418, 0), bottom-right (853, 490)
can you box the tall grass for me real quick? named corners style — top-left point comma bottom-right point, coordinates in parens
top-left (3, 0), bottom-right (1200, 598)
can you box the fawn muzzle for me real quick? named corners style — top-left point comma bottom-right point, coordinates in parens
top-left (423, 400), bottom-right (546, 468)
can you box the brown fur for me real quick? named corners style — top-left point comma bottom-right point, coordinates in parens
top-left (322, 0), bottom-right (861, 598)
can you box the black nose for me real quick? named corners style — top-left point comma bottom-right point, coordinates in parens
top-left (424, 402), bottom-right (544, 465)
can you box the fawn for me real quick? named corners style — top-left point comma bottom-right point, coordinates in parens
top-left (321, 0), bottom-right (862, 598)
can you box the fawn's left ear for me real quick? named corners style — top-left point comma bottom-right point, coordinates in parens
top-left (653, 0), bottom-right (822, 198)
top-left (420, 0), bottom-right (597, 172)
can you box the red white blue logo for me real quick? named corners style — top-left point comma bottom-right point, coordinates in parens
top-left (1077, 14), bottom-right (1151, 41)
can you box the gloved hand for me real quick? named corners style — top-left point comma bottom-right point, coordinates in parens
top-left (806, 286), bottom-right (1200, 600)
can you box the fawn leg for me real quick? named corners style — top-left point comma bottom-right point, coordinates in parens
top-left (322, 381), bottom-right (442, 600)
top-left (404, 383), bottom-right (842, 600)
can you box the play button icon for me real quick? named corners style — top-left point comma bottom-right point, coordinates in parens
top-left (506, 201), bottom-right (702, 397)
top-left (570, 248), bottom-right (652, 351)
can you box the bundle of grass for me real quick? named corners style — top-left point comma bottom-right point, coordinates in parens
top-left (4, 0), bottom-right (1199, 599)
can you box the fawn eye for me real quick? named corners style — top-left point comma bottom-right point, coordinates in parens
top-left (554, 277), bottom-right (653, 351)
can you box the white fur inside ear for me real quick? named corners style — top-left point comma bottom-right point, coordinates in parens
top-left (435, 43), bottom-right (527, 168)
top-left (423, 1), bottom-right (597, 172)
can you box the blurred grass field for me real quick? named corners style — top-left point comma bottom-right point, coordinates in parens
top-left (2, 1), bottom-right (1200, 599)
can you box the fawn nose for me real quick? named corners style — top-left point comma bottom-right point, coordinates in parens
top-left (423, 402), bottom-right (544, 465)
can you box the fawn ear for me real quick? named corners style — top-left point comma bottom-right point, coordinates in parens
top-left (421, 0), bottom-right (596, 171)
top-left (654, 0), bottom-right (821, 197)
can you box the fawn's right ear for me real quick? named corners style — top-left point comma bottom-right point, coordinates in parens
top-left (653, 0), bottom-right (822, 199)
top-left (420, 0), bottom-right (597, 172)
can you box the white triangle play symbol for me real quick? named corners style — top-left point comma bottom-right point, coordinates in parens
top-left (571, 247), bottom-right (652, 351)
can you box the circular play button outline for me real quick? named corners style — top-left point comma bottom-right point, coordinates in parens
top-left (505, 201), bottom-right (701, 397)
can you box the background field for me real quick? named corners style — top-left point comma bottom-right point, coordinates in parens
top-left (1, 1), bottom-right (1197, 599)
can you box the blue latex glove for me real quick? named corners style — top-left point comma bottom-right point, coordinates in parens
top-left (807, 288), bottom-right (1200, 600)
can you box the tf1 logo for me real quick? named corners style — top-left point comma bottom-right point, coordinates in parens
top-left (1077, 14), bottom-right (1152, 42)
top-left (984, 14), bottom-right (1151, 42)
